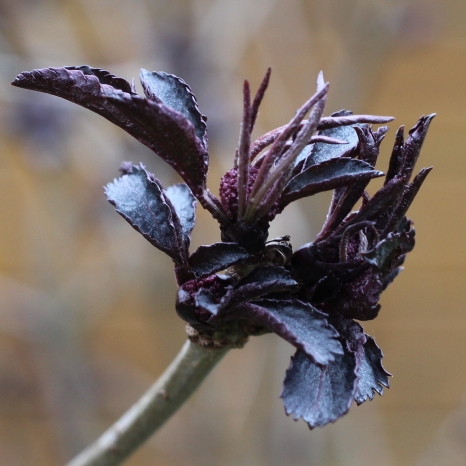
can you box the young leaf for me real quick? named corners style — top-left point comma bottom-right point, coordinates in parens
top-left (194, 286), bottom-right (234, 317)
top-left (399, 114), bottom-right (435, 182)
top-left (106, 92), bottom-right (208, 195)
top-left (140, 69), bottom-right (207, 147)
top-left (354, 336), bottom-right (390, 405)
top-left (235, 299), bottom-right (343, 365)
top-left (105, 164), bottom-right (184, 264)
top-left (302, 124), bottom-right (360, 168)
top-left (335, 178), bottom-right (404, 234)
top-left (382, 167), bottom-right (432, 235)
top-left (316, 125), bottom-right (385, 234)
top-left (164, 183), bottom-right (196, 254)
top-left (281, 349), bottom-right (357, 428)
top-left (12, 66), bottom-right (208, 195)
top-left (11, 66), bottom-right (144, 136)
top-left (282, 158), bottom-right (383, 206)
top-left (385, 125), bottom-right (405, 184)
top-left (229, 266), bottom-right (299, 306)
top-left (188, 243), bottom-right (250, 279)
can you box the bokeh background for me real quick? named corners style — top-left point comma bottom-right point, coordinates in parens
top-left (0, 0), bottom-right (464, 464)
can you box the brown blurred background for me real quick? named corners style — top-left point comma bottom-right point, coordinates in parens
top-left (0, 0), bottom-right (464, 465)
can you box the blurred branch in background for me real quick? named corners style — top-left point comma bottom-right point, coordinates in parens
top-left (0, 0), bottom-right (464, 465)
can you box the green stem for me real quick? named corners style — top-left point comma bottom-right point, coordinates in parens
top-left (66, 340), bottom-right (229, 466)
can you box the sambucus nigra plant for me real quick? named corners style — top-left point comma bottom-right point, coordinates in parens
top-left (12, 65), bottom-right (433, 458)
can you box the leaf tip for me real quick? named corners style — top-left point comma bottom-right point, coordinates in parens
top-left (316, 71), bottom-right (325, 90)
top-left (11, 72), bottom-right (28, 88)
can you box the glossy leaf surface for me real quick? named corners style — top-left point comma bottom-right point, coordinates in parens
top-left (107, 92), bottom-right (208, 194)
top-left (354, 336), bottom-right (390, 404)
top-left (164, 183), bottom-right (196, 254)
top-left (229, 266), bottom-right (298, 306)
top-left (282, 158), bottom-right (383, 205)
top-left (281, 349), bottom-right (356, 428)
top-left (303, 123), bottom-right (360, 168)
top-left (188, 243), bottom-right (250, 279)
top-left (236, 299), bottom-right (343, 365)
top-left (12, 66), bottom-right (208, 195)
top-left (105, 165), bottom-right (184, 263)
top-left (140, 69), bottom-right (207, 146)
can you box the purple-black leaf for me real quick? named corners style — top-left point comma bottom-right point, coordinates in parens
top-left (176, 289), bottom-right (201, 326)
top-left (385, 125), bottom-right (405, 184)
top-left (318, 125), bottom-right (385, 234)
top-left (140, 69), bottom-right (207, 147)
top-left (12, 66), bottom-right (208, 195)
top-left (69, 65), bottom-right (133, 92)
top-left (399, 114), bottom-right (435, 182)
top-left (281, 349), bottom-right (357, 428)
top-left (236, 265), bottom-right (295, 287)
top-left (107, 92), bottom-right (208, 195)
top-left (353, 125), bottom-right (382, 166)
top-left (337, 178), bottom-right (404, 233)
top-left (382, 167), bottom-right (432, 235)
top-left (282, 158), bottom-right (383, 206)
top-left (235, 299), bottom-right (343, 365)
top-left (105, 164), bottom-right (184, 264)
top-left (164, 183), bottom-right (196, 254)
top-left (362, 233), bottom-right (403, 269)
top-left (303, 123), bottom-right (360, 168)
top-left (229, 266), bottom-right (299, 306)
top-left (188, 243), bottom-right (250, 279)
top-left (194, 286), bottom-right (233, 316)
top-left (11, 66), bottom-right (143, 135)
top-left (354, 336), bottom-right (390, 405)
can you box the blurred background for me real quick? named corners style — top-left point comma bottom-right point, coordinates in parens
top-left (0, 0), bottom-right (464, 464)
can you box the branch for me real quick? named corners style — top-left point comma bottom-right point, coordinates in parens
top-left (66, 340), bottom-right (229, 466)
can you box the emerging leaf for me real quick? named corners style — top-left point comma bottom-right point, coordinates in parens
top-left (194, 285), bottom-right (234, 317)
top-left (362, 233), bottom-right (404, 269)
top-left (12, 64), bottom-right (434, 432)
top-left (229, 266), bottom-right (298, 306)
top-left (188, 242), bottom-right (250, 279)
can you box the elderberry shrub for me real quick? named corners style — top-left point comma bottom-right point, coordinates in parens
top-left (12, 65), bottom-right (434, 428)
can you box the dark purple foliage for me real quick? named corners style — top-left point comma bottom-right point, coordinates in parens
top-left (105, 163), bottom-right (187, 265)
top-left (188, 242), bottom-right (250, 279)
top-left (234, 300), bottom-right (343, 365)
top-left (281, 158), bottom-right (383, 206)
top-left (12, 66), bottom-right (208, 195)
top-left (281, 349), bottom-right (356, 427)
top-left (12, 65), bottom-right (433, 429)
